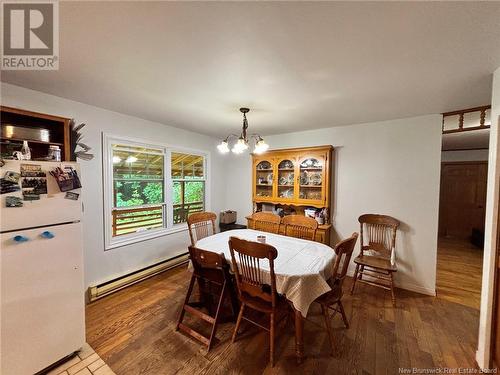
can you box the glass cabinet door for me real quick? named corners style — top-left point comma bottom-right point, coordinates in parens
top-left (277, 159), bottom-right (295, 201)
top-left (298, 156), bottom-right (325, 203)
top-left (255, 160), bottom-right (274, 200)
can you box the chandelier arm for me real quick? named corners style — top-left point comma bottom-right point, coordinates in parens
top-left (249, 134), bottom-right (264, 141)
top-left (223, 134), bottom-right (240, 142)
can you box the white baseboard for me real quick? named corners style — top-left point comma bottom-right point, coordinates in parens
top-left (87, 253), bottom-right (189, 302)
top-left (347, 269), bottom-right (436, 297)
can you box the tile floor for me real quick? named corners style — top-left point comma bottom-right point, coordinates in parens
top-left (46, 343), bottom-right (115, 375)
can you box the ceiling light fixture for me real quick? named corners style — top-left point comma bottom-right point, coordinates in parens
top-left (217, 108), bottom-right (269, 155)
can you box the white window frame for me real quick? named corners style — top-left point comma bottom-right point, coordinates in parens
top-left (103, 133), bottom-right (210, 250)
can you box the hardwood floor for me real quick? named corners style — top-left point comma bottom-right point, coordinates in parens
top-left (86, 265), bottom-right (480, 374)
top-left (436, 236), bottom-right (483, 309)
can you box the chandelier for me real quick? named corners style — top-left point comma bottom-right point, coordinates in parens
top-left (217, 108), bottom-right (269, 154)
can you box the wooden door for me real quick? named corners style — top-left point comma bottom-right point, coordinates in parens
top-left (276, 156), bottom-right (297, 203)
top-left (253, 157), bottom-right (275, 202)
top-left (439, 161), bottom-right (488, 238)
top-left (296, 151), bottom-right (328, 207)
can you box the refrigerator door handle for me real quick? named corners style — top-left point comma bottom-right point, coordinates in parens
top-left (41, 231), bottom-right (55, 239)
top-left (13, 235), bottom-right (29, 242)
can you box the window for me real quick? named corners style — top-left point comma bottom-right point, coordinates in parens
top-left (104, 135), bottom-right (208, 249)
top-left (111, 143), bottom-right (165, 237)
top-left (171, 152), bottom-right (205, 224)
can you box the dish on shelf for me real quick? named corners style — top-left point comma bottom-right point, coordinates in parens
top-left (256, 191), bottom-right (271, 197)
top-left (308, 191), bottom-right (322, 200)
top-left (257, 161), bottom-right (272, 170)
top-left (308, 172), bottom-right (322, 185)
top-left (279, 188), bottom-right (293, 198)
top-left (279, 160), bottom-right (294, 169)
top-left (300, 158), bottom-right (321, 169)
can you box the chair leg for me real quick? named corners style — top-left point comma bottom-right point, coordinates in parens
top-left (338, 300), bottom-right (349, 329)
top-left (350, 264), bottom-right (360, 295)
top-left (208, 282), bottom-right (227, 351)
top-left (228, 281), bottom-right (240, 322)
top-left (389, 272), bottom-right (396, 307)
top-left (269, 312), bottom-right (276, 367)
top-left (176, 274), bottom-right (196, 330)
top-left (321, 304), bottom-right (335, 356)
top-left (232, 303), bottom-right (245, 343)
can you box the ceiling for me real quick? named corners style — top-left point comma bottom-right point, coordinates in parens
top-left (2, 2), bottom-right (500, 138)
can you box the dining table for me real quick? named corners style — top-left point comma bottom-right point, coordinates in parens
top-left (195, 228), bottom-right (336, 363)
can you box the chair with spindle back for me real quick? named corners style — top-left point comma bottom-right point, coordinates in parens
top-left (282, 215), bottom-right (318, 241)
top-left (228, 236), bottom-right (289, 367)
top-left (350, 214), bottom-right (400, 306)
top-left (249, 212), bottom-right (281, 234)
top-left (313, 232), bottom-right (358, 355)
top-left (187, 212), bottom-right (217, 246)
top-left (176, 246), bottom-right (238, 351)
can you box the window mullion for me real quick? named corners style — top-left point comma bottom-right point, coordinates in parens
top-left (165, 150), bottom-right (173, 229)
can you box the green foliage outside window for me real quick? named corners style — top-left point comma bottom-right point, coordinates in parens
top-left (172, 181), bottom-right (204, 205)
top-left (115, 181), bottom-right (163, 207)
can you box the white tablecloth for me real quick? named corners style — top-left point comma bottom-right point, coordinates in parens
top-left (195, 229), bottom-right (335, 317)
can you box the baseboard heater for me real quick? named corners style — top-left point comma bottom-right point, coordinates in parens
top-left (88, 253), bottom-right (189, 302)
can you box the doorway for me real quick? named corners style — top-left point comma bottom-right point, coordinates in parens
top-left (436, 106), bottom-right (491, 309)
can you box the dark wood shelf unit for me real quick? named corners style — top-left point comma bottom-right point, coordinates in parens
top-left (0, 106), bottom-right (71, 161)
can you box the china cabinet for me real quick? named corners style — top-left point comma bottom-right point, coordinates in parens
top-left (252, 145), bottom-right (332, 207)
top-left (250, 145), bottom-right (333, 244)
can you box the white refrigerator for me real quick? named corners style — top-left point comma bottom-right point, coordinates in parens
top-left (0, 160), bottom-right (85, 375)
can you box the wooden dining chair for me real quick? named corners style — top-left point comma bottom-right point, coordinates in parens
top-left (350, 214), bottom-right (400, 306)
top-left (249, 212), bottom-right (281, 234)
top-left (282, 215), bottom-right (318, 241)
top-left (228, 236), bottom-right (289, 367)
top-left (176, 246), bottom-right (238, 351)
top-left (187, 212), bottom-right (217, 246)
top-left (313, 232), bottom-right (358, 355)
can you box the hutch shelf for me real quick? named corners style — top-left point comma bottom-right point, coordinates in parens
top-left (249, 145), bottom-right (334, 244)
top-left (1, 106), bottom-right (71, 161)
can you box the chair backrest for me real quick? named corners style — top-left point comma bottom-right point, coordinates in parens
top-left (282, 215), bottom-right (318, 241)
top-left (250, 212), bottom-right (281, 234)
top-left (358, 214), bottom-right (399, 259)
top-left (330, 233), bottom-right (359, 291)
top-left (228, 236), bottom-right (279, 307)
top-left (188, 245), bottom-right (230, 284)
top-left (187, 212), bottom-right (217, 246)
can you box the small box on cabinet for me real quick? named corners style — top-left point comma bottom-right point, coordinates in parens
top-left (219, 210), bottom-right (237, 224)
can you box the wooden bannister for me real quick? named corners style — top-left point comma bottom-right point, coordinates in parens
top-left (442, 105), bottom-right (491, 134)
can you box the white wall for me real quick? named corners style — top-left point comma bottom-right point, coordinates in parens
top-left (477, 67), bottom-right (500, 369)
top-left (442, 149), bottom-right (489, 162)
top-left (0, 83), bottom-right (227, 289)
top-left (224, 115), bottom-right (443, 295)
top-left (0, 83), bottom-right (444, 298)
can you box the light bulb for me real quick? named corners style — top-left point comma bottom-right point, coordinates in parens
top-left (125, 156), bottom-right (138, 163)
top-left (112, 156), bottom-right (122, 164)
top-left (232, 138), bottom-right (248, 154)
top-left (253, 139), bottom-right (269, 154)
top-left (217, 141), bottom-right (230, 154)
